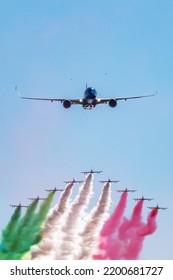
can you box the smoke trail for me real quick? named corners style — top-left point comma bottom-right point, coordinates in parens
top-left (93, 191), bottom-right (128, 260)
top-left (122, 208), bottom-right (158, 259)
top-left (0, 207), bottom-right (22, 257)
top-left (101, 191), bottom-right (128, 236)
top-left (6, 191), bottom-right (55, 260)
top-left (79, 182), bottom-right (111, 259)
top-left (102, 199), bottom-right (144, 260)
top-left (54, 174), bottom-right (93, 259)
top-left (31, 183), bottom-right (74, 259)
top-left (17, 200), bottom-right (39, 232)
top-left (118, 199), bottom-right (144, 241)
top-left (105, 199), bottom-right (144, 259)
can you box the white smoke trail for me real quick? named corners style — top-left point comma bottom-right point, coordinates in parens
top-left (54, 173), bottom-right (93, 259)
top-left (31, 183), bottom-right (74, 259)
top-left (78, 182), bottom-right (111, 259)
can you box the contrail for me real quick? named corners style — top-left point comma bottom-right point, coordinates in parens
top-left (93, 191), bottom-right (128, 259)
top-left (78, 182), bottom-right (111, 259)
top-left (31, 183), bottom-right (74, 259)
top-left (54, 173), bottom-right (93, 259)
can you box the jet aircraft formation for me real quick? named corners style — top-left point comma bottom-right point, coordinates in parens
top-left (9, 169), bottom-right (167, 211)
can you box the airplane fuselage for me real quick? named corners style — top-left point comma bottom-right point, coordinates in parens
top-left (83, 87), bottom-right (97, 109)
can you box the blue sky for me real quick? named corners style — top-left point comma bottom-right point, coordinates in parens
top-left (0, 0), bottom-right (173, 259)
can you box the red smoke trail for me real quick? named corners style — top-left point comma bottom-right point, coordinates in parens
top-left (122, 208), bottom-right (158, 260)
top-left (93, 191), bottom-right (128, 259)
top-left (116, 200), bottom-right (145, 259)
top-left (118, 199), bottom-right (144, 241)
top-left (101, 192), bottom-right (128, 237)
top-left (93, 197), bottom-right (158, 260)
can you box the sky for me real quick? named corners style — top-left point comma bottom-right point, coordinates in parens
top-left (0, 0), bottom-right (173, 259)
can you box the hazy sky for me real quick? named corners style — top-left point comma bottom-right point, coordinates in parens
top-left (0, 0), bottom-right (173, 259)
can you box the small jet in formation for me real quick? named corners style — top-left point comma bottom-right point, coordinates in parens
top-left (64, 178), bottom-right (84, 184)
top-left (81, 169), bottom-right (103, 174)
top-left (100, 179), bottom-right (120, 184)
top-left (45, 187), bottom-right (65, 192)
top-left (147, 204), bottom-right (168, 210)
top-left (28, 196), bottom-right (46, 201)
top-left (18, 85), bottom-right (156, 110)
top-left (10, 203), bottom-right (28, 208)
top-left (133, 196), bottom-right (153, 201)
top-left (116, 188), bottom-right (137, 193)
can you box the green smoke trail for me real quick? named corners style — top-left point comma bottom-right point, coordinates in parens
top-left (18, 200), bottom-right (39, 230)
top-left (0, 207), bottom-right (22, 257)
top-left (6, 191), bottom-right (55, 259)
top-left (7, 200), bottom-right (39, 253)
top-left (29, 191), bottom-right (56, 246)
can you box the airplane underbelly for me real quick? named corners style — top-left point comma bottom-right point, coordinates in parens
top-left (83, 98), bottom-right (96, 109)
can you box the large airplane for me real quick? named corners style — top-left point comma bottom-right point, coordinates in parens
top-left (28, 196), bottom-right (46, 201)
top-left (64, 178), bottom-right (84, 184)
top-left (100, 179), bottom-right (120, 183)
top-left (45, 187), bottom-right (65, 192)
top-left (81, 169), bottom-right (103, 174)
top-left (133, 196), bottom-right (153, 201)
top-left (17, 85), bottom-right (156, 110)
top-left (116, 188), bottom-right (137, 193)
top-left (10, 203), bottom-right (28, 208)
top-left (147, 204), bottom-right (168, 210)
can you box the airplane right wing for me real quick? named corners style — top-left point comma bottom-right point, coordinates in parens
top-left (19, 95), bottom-right (83, 104)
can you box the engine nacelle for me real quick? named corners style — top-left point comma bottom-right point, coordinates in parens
top-left (108, 99), bottom-right (117, 108)
top-left (63, 100), bottom-right (72, 109)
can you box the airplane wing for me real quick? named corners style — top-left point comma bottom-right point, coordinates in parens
top-left (20, 96), bottom-right (83, 104)
top-left (96, 93), bottom-right (156, 104)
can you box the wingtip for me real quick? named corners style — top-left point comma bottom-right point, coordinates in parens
top-left (15, 86), bottom-right (21, 98)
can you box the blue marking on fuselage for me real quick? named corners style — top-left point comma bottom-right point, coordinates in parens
top-left (84, 87), bottom-right (97, 99)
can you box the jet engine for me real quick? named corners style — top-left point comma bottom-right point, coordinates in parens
top-left (108, 99), bottom-right (117, 108)
top-left (63, 100), bottom-right (72, 108)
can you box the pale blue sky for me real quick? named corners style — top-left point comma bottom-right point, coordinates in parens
top-left (0, 0), bottom-right (173, 259)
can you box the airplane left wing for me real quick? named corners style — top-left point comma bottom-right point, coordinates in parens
top-left (96, 93), bottom-right (156, 104)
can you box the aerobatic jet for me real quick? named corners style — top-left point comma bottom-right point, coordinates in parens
top-left (82, 169), bottom-right (103, 174)
top-left (100, 179), bottom-right (120, 183)
top-left (28, 196), bottom-right (46, 201)
top-left (45, 187), bottom-right (65, 192)
top-left (147, 204), bottom-right (167, 210)
top-left (116, 188), bottom-right (137, 193)
top-left (10, 203), bottom-right (28, 208)
top-left (17, 85), bottom-right (156, 110)
top-left (133, 196), bottom-right (153, 201)
top-left (64, 178), bottom-right (84, 184)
